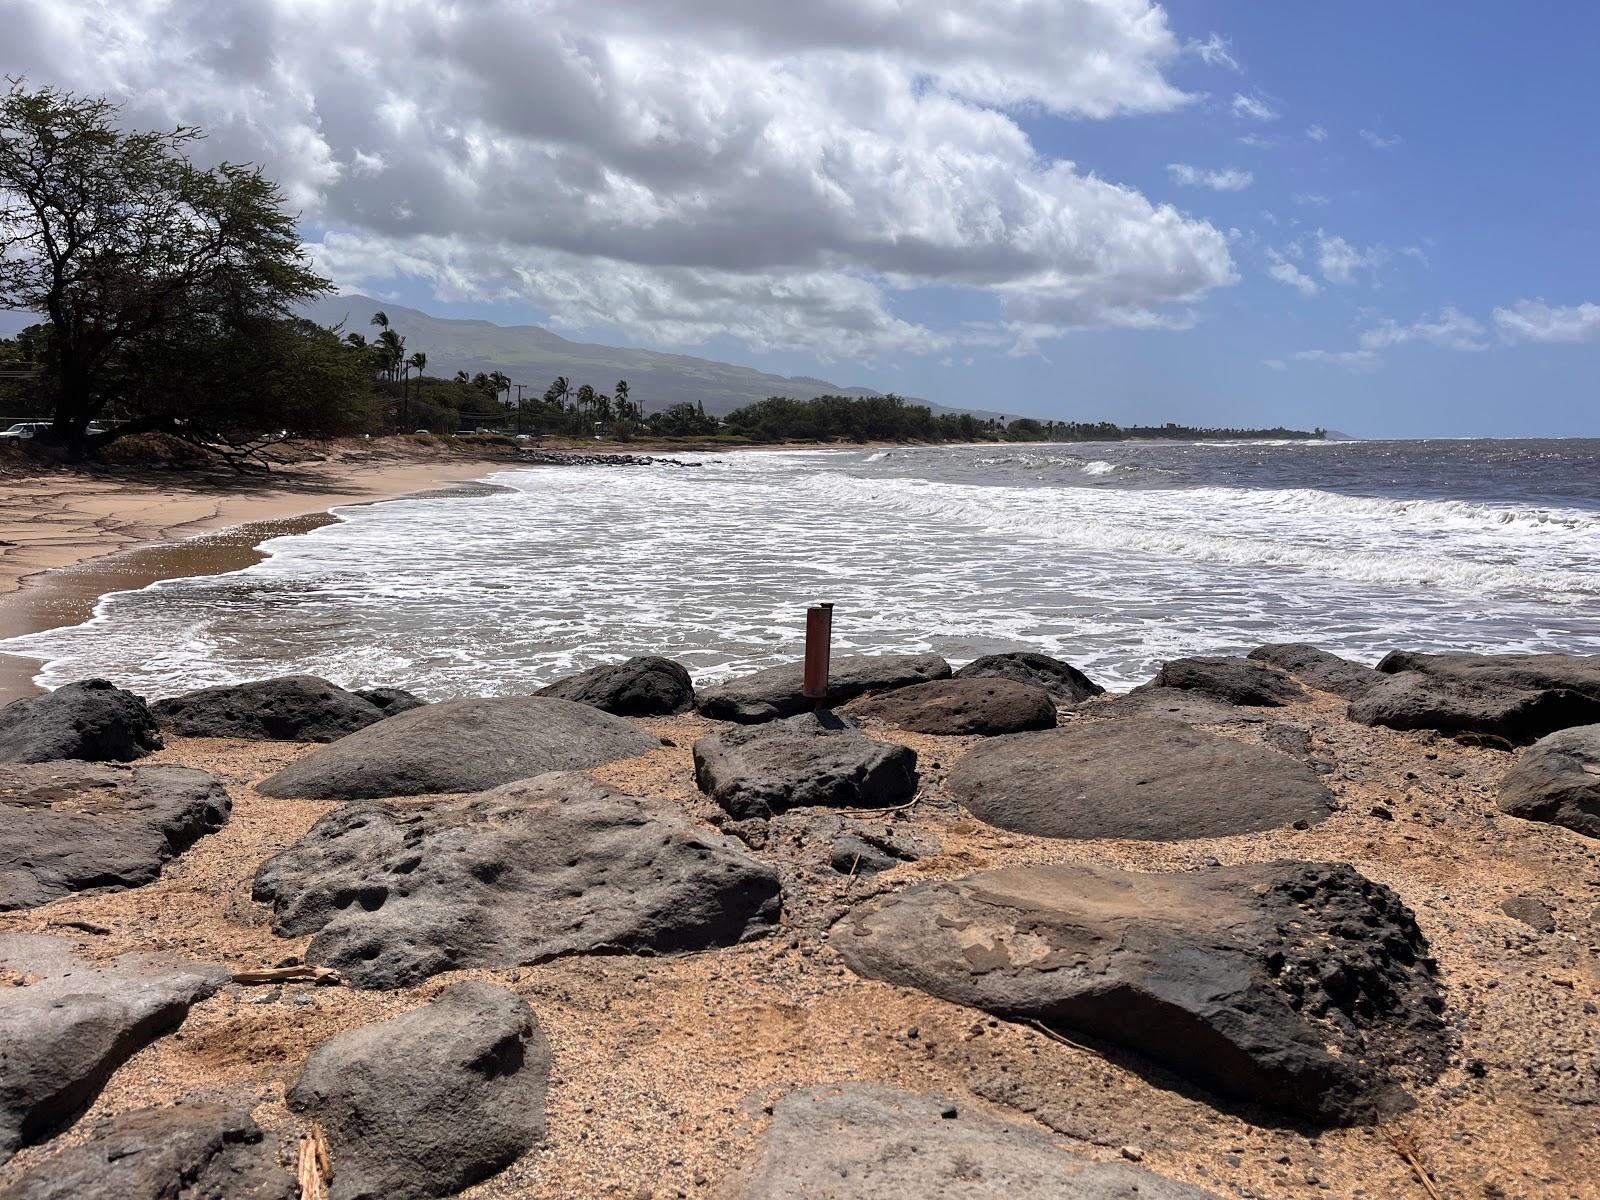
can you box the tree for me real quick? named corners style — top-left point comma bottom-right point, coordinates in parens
top-left (615, 378), bottom-right (632, 420)
top-left (0, 81), bottom-right (332, 457)
top-left (405, 350), bottom-right (426, 426)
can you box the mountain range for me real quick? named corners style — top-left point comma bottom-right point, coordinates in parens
top-left (298, 294), bottom-right (978, 418)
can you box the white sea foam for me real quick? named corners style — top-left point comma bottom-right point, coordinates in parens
top-left (5, 446), bottom-right (1598, 698)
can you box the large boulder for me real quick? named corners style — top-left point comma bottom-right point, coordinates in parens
top-left (1248, 644), bottom-right (1379, 699)
top-left (352, 686), bottom-right (426, 716)
top-left (833, 861), bottom-right (1447, 1125)
top-left (954, 652), bottom-right (1105, 705)
top-left (0, 1100), bottom-right (294, 1200)
top-left (534, 655), bottom-right (695, 716)
top-left (1135, 656), bottom-right (1306, 707)
top-left (257, 696), bottom-right (659, 800)
top-left (947, 717), bottom-right (1333, 841)
top-left (697, 654), bottom-right (951, 723)
top-left (252, 773), bottom-right (781, 988)
top-left (1347, 672), bottom-right (1600, 743)
top-left (0, 762), bottom-right (230, 911)
top-left (288, 982), bottom-right (547, 1200)
top-left (1498, 724), bottom-right (1600, 838)
top-left (1377, 650), bottom-right (1600, 700)
top-left (0, 936), bottom-right (225, 1164)
top-left (854, 678), bottom-right (1057, 736)
top-left (151, 675), bottom-right (392, 742)
top-left (0, 680), bottom-right (160, 764)
top-left (733, 1084), bottom-right (1217, 1199)
top-left (692, 712), bottom-right (918, 820)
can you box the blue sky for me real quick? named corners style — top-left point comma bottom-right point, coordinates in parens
top-left (8, 2), bottom-right (1599, 436)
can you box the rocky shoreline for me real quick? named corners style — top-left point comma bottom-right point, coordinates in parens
top-left (0, 647), bottom-right (1596, 1198)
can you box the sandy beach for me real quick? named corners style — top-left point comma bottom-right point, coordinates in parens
top-left (0, 441), bottom-right (509, 701)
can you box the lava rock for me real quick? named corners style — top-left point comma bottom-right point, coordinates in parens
top-left (1498, 724), bottom-right (1600, 837)
top-left (0, 762), bottom-right (230, 911)
top-left (946, 717), bottom-right (1333, 841)
top-left (0, 680), bottom-right (161, 764)
top-left (288, 982), bottom-right (547, 1200)
top-left (954, 652), bottom-right (1105, 705)
top-left (252, 773), bottom-right (780, 988)
top-left (1499, 895), bottom-right (1557, 933)
top-left (0, 936), bottom-right (226, 1164)
top-left (1377, 651), bottom-right (1600, 701)
top-left (833, 861), bottom-right (1447, 1125)
top-left (854, 678), bottom-right (1057, 736)
top-left (1092, 688), bottom-right (1266, 725)
top-left (734, 1083), bottom-right (1218, 1199)
top-left (1348, 673), bottom-right (1600, 744)
top-left (257, 696), bottom-right (659, 800)
top-left (0, 1100), bottom-right (295, 1199)
top-left (697, 654), bottom-right (951, 723)
top-left (352, 686), bottom-right (427, 715)
top-left (534, 655), bottom-right (695, 716)
top-left (1136, 656), bottom-right (1306, 707)
top-left (692, 712), bottom-right (918, 819)
top-left (829, 835), bottom-right (901, 876)
top-left (151, 675), bottom-right (394, 742)
top-left (1249, 644), bottom-right (1380, 699)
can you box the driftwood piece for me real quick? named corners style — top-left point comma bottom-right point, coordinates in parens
top-left (295, 1120), bottom-right (333, 1200)
top-left (231, 964), bottom-right (344, 986)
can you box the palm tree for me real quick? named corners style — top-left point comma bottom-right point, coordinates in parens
top-left (405, 351), bottom-right (427, 426)
top-left (489, 371), bottom-right (511, 411)
top-left (615, 379), bottom-right (631, 421)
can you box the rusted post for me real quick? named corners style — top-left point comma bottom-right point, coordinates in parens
top-left (802, 603), bottom-right (834, 700)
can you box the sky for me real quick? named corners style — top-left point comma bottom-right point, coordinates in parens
top-left (5, 1), bottom-right (1599, 436)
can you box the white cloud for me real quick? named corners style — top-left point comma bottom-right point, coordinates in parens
top-left (1292, 348), bottom-right (1381, 370)
top-left (1292, 193), bottom-right (1331, 207)
top-left (1188, 33), bottom-right (1239, 71)
top-left (1167, 163), bottom-right (1254, 192)
top-left (1358, 307), bottom-right (1488, 352)
top-left (1359, 129), bottom-right (1402, 150)
top-left (6, 0), bottom-right (1236, 357)
top-left (1304, 125), bottom-right (1328, 142)
top-left (1231, 92), bottom-right (1279, 121)
top-left (1493, 299), bottom-right (1600, 344)
top-left (1266, 249), bottom-right (1319, 296)
top-left (1315, 230), bottom-right (1385, 285)
top-left (1262, 358), bottom-right (1287, 371)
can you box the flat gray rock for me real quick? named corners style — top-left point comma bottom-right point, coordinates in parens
top-left (1135, 656), bottom-right (1306, 707)
top-left (947, 718), bottom-right (1333, 841)
top-left (697, 654), bottom-right (951, 723)
top-left (0, 936), bottom-right (225, 1164)
top-left (692, 712), bottom-right (918, 819)
top-left (833, 861), bottom-right (1447, 1125)
top-left (151, 675), bottom-right (391, 742)
top-left (955, 652), bottom-right (1105, 704)
top-left (1249, 644), bottom-right (1379, 699)
top-left (1499, 723), bottom-right (1600, 838)
top-left (1378, 650), bottom-right (1600, 700)
top-left (1088, 688), bottom-right (1265, 726)
top-left (252, 773), bottom-right (781, 988)
top-left (0, 1100), bottom-right (294, 1199)
top-left (352, 685), bottom-right (426, 716)
top-left (854, 677), bottom-right (1057, 736)
top-left (1348, 672), bottom-right (1600, 743)
top-left (288, 982), bottom-right (547, 1200)
top-left (535, 655), bottom-right (695, 716)
top-left (0, 680), bottom-right (161, 764)
top-left (257, 696), bottom-right (659, 800)
top-left (0, 762), bottom-right (230, 911)
top-left (734, 1084), bottom-right (1217, 1199)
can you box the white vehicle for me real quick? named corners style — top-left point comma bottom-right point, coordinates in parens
top-left (0, 422), bottom-right (51, 441)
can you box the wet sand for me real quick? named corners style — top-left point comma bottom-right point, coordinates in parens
top-left (0, 445), bottom-right (505, 701)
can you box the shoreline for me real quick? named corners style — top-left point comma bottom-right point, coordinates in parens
top-left (0, 449), bottom-right (509, 702)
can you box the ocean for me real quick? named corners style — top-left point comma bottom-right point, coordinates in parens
top-left (6, 438), bottom-right (1600, 698)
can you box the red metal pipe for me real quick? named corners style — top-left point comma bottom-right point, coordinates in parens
top-left (802, 603), bottom-right (834, 699)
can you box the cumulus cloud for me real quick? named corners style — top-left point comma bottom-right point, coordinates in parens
top-left (1167, 163), bottom-right (1253, 192)
top-left (1304, 124), bottom-right (1328, 142)
top-left (1266, 249), bottom-right (1319, 296)
top-left (1359, 129), bottom-right (1402, 150)
top-left (1315, 231), bottom-right (1385, 285)
top-left (1358, 307), bottom-right (1488, 352)
top-left (1188, 33), bottom-right (1239, 71)
top-left (5, 0), bottom-right (1237, 357)
top-left (1492, 299), bottom-right (1600, 344)
top-left (1231, 92), bottom-right (1279, 121)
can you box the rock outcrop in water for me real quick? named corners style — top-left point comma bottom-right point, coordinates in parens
top-left (947, 717), bottom-right (1333, 840)
top-left (0, 762), bottom-right (230, 911)
top-left (1136, 656), bottom-right (1307, 707)
top-left (0, 680), bottom-right (161, 764)
top-left (252, 773), bottom-right (781, 988)
top-left (832, 861), bottom-right (1447, 1124)
top-left (697, 653), bottom-right (951, 723)
top-left (953, 651), bottom-right (1105, 704)
top-left (151, 675), bottom-right (396, 742)
top-left (257, 696), bottom-right (659, 799)
top-left (1249, 643), bottom-right (1380, 699)
top-left (853, 677), bottom-right (1058, 735)
top-left (535, 655), bottom-right (695, 716)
